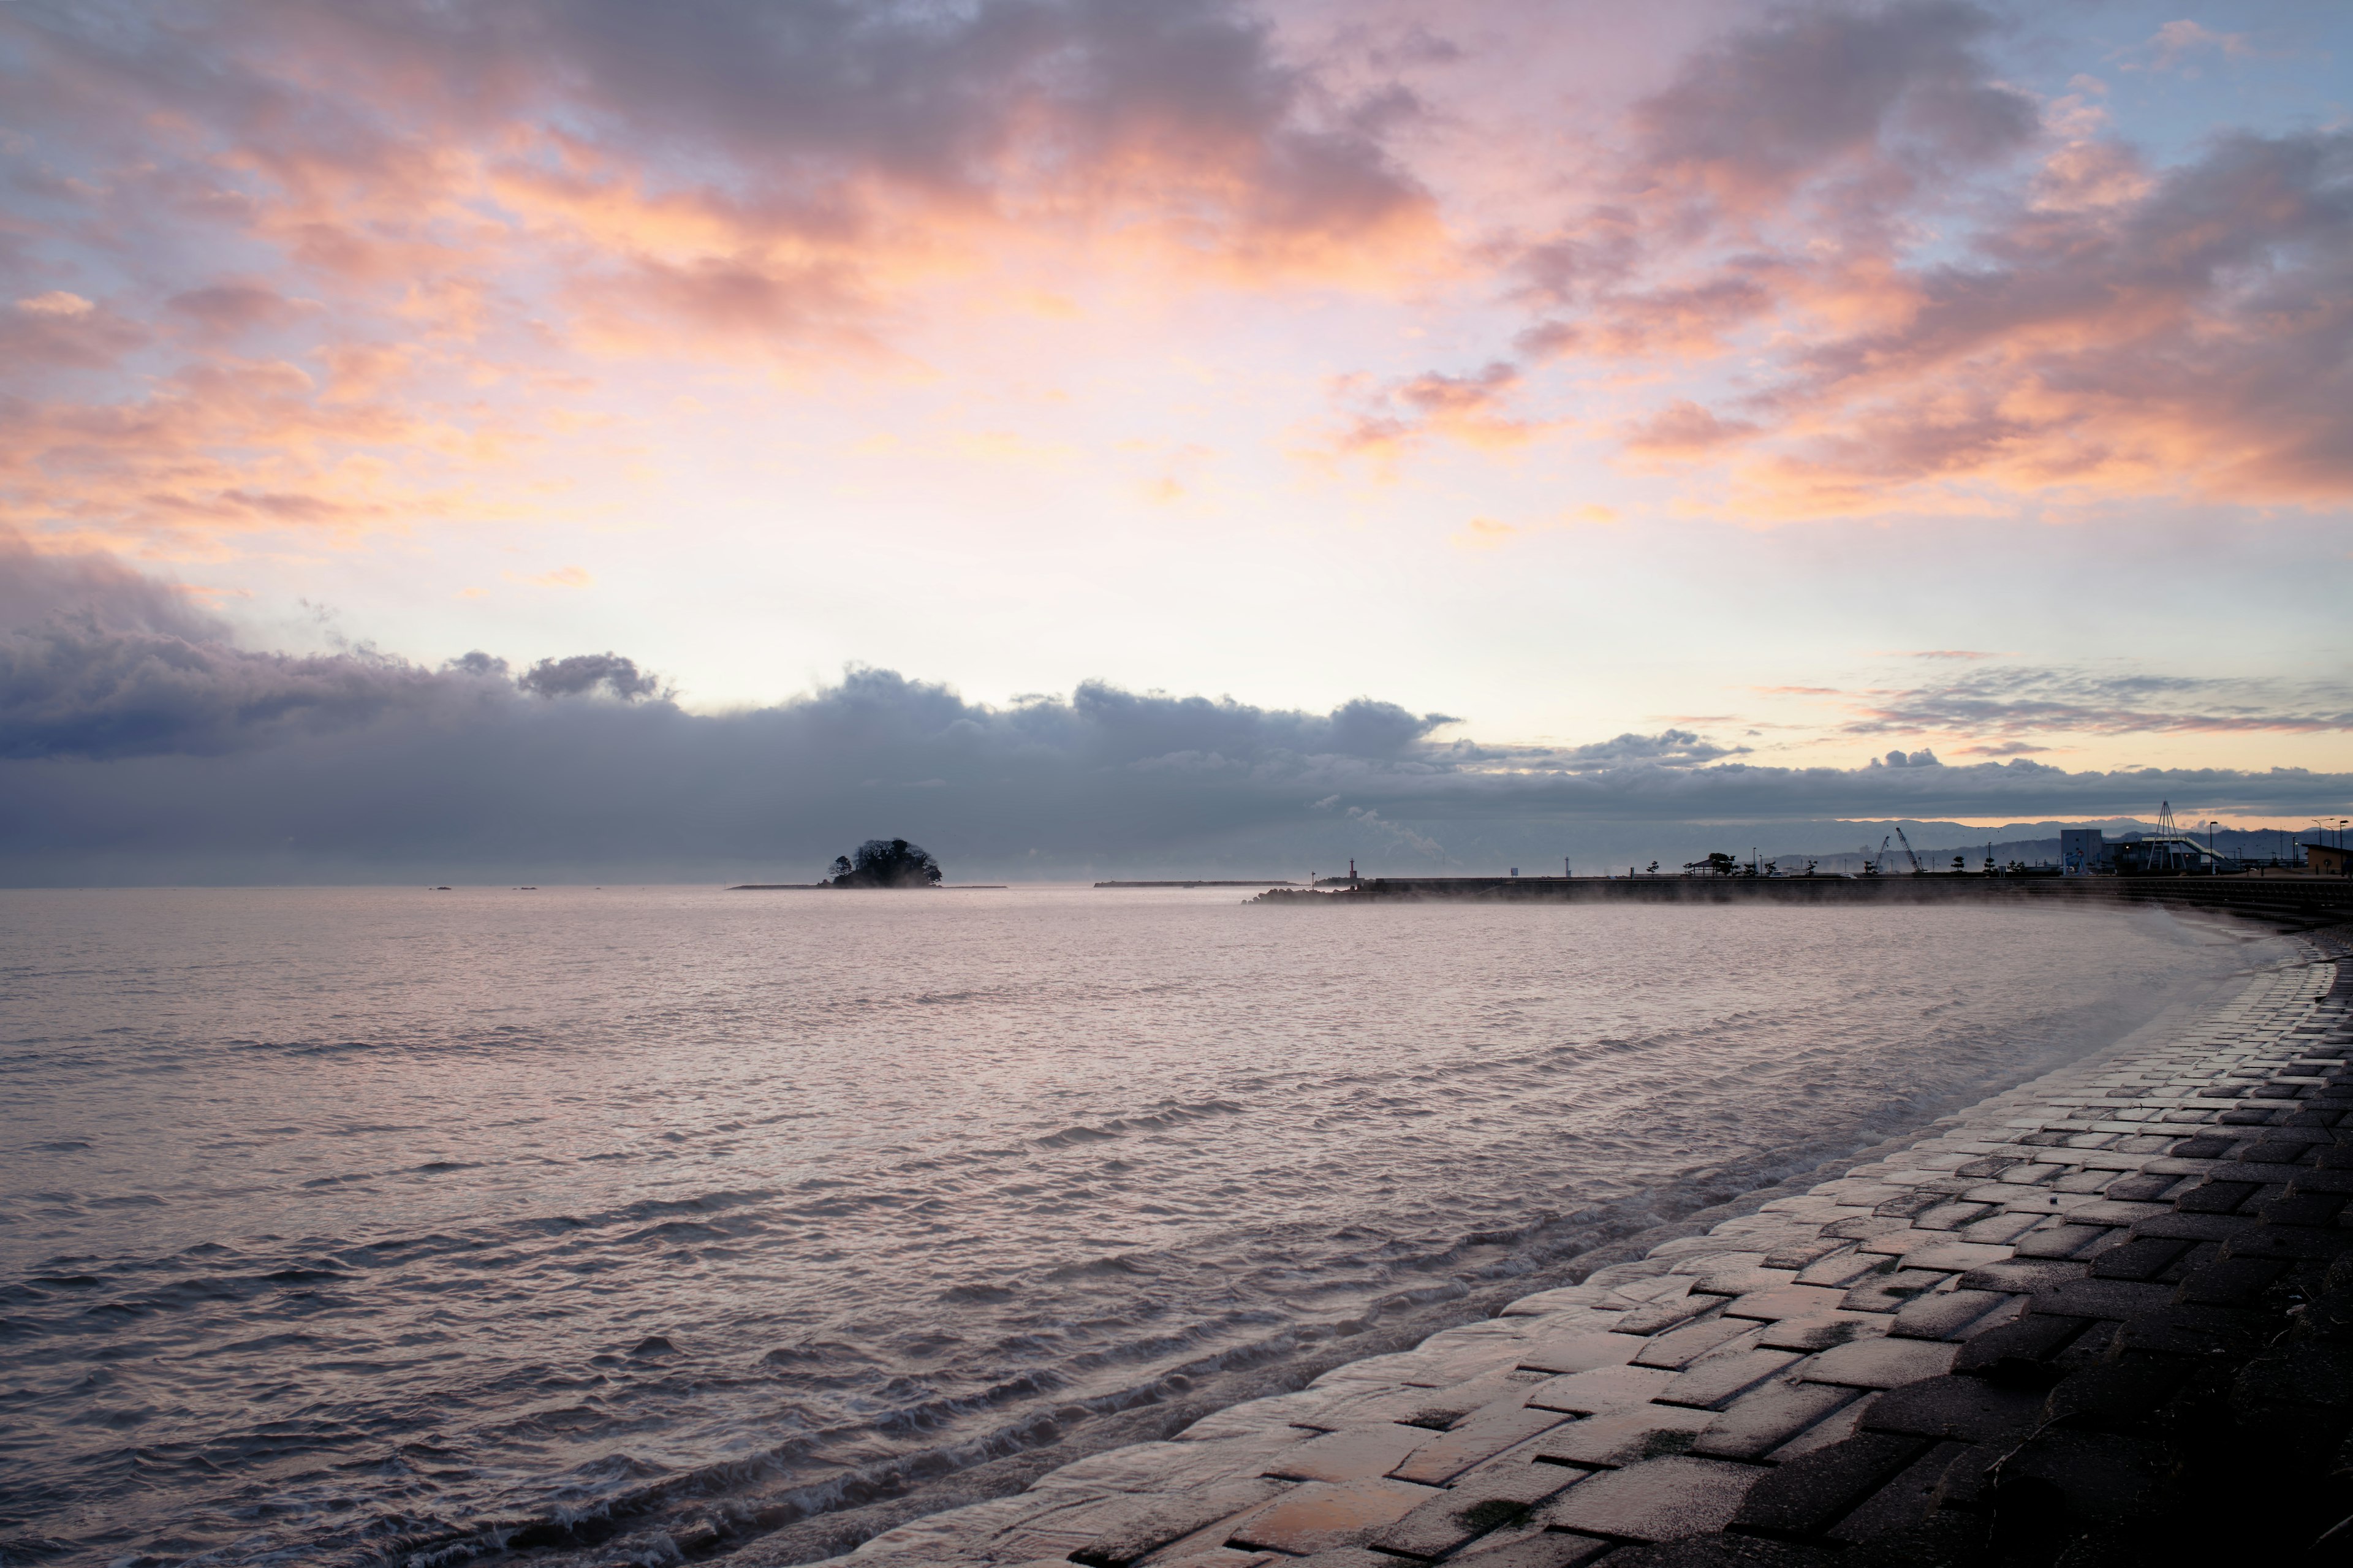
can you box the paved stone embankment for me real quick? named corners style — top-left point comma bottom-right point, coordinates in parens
top-left (826, 932), bottom-right (2353, 1567)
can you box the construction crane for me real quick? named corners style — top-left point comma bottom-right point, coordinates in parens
top-left (1893, 825), bottom-right (1925, 874)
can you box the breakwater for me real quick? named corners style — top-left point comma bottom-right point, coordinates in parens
top-left (800, 926), bottom-right (2353, 1566)
top-left (1262, 874), bottom-right (2353, 930)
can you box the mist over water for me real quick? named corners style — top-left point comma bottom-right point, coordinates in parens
top-left (0, 887), bottom-right (2267, 1565)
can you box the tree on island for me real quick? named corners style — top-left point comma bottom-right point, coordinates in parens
top-left (824, 838), bottom-right (943, 887)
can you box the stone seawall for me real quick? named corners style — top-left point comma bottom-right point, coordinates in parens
top-left (1265, 876), bottom-right (2353, 931)
top-left (769, 929), bottom-right (2353, 1567)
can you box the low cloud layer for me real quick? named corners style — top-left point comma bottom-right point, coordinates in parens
top-left (5, 559), bottom-right (2346, 882)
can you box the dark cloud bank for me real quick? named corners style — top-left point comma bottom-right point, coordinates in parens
top-left (4, 539), bottom-right (2347, 884)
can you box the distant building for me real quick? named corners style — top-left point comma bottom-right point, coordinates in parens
top-left (2059, 825), bottom-right (2229, 876)
top-left (2306, 842), bottom-right (2351, 877)
top-left (2060, 827), bottom-right (2103, 876)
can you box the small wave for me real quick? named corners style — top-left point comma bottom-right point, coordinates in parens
top-left (1036, 1098), bottom-right (1243, 1147)
top-left (1042, 1254), bottom-right (1158, 1281)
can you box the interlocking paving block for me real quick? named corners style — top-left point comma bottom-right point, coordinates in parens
top-left (1501, 1292), bottom-right (1623, 1319)
top-left (1222, 1479), bottom-right (1433, 1556)
top-left (2061, 1199), bottom-right (2171, 1225)
top-left (1958, 1258), bottom-right (2088, 1293)
top-left (1801, 1336), bottom-right (1958, 1389)
top-left (1825, 1438), bottom-right (1973, 1542)
top-left (2176, 1253), bottom-right (2294, 1306)
top-left (1392, 1403), bottom-right (1571, 1485)
top-left (1398, 1368), bottom-right (1558, 1428)
top-left (2009, 1224), bottom-right (2107, 1259)
top-left (1904, 1240), bottom-right (2021, 1272)
top-left (1446, 1528), bottom-right (1615, 1566)
top-left (1689, 1266), bottom-right (1798, 1299)
top-left (1856, 1375), bottom-right (2043, 1443)
top-left (2256, 1191), bottom-right (2346, 1226)
top-left (1793, 1252), bottom-right (1884, 1289)
top-left (1817, 1216), bottom-right (1912, 1244)
top-left (1755, 1312), bottom-right (1884, 1352)
top-left (1727, 1431), bottom-right (1928, 1536)
top-left (1072, 1479), bottom-right (1294, 1566)
top-left (2025, 1276), bottom-right (2178, 1320)
top-left (1616, 1297), bottom-right (1714, 1336)
top-left (2222, 1224), bottom-right (2353, 1260)
top-left (1927, 1441), bottom-right (2003, 1510)
top-left (1909, 1202), bottom-right (1998, 1232)
top-left (1635, 1317), bottom-right (1760, 1369)
top-left (1265, 1424), bottom-right (1436, 1482)
top-left (2041, 1360), bottom-right (2194, 1431)
top-left (1532, 1402), bottom-right (1715, 1468)
top-left (1957, 1211), bottom-right (2044, 1244)
top-left (2234, 1341), bottom-right (2353, 1407)
top-left (1524, 1365), bottom-right (1678, 1414)
top-left (1518, 1331), bottom-right (1648, 1376)
top-left (1661, 1349), bottom-right (1803, 1411)
top-left (1761, 1237), bottom-right (1853, 1271)
top-left (2085, 1236), bottom-right (2192, 1280)
top-left (1988, 1428), bottom-right (2169, 1525)
top-left (1887, 1288), bottom-right (2012, 1341)
top-left (1537, 1456), bottom-right (1764, 1542)
top-left (1366, 1463), bottom-right (1582, 1558)
top-left (2109, 1300), bottom-right (2278, 1358)
top-left (1692, 1381), bottom-right (1857, 1461)
top-left (1592, 1537), bottom-right (1839, 1568)
top-left (2178, 1180), bottom-right (2262, 1214)
top-left (1840, 1269), bottom-right (1950, 1312)
top-left (1718, 1282), bottom-right (1854, 1323)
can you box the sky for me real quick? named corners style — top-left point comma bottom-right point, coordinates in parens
top-left (2, 0), bottom-right (2351, 880)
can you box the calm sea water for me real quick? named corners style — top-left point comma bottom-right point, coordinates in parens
top-left (0, 887), bottom-right (2268, 1566)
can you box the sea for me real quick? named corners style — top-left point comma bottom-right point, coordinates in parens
top-left (0, 885), bottom-right (2278, 1566)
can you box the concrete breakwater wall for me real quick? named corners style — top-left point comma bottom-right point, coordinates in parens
top-left (780, 931), bottom-right (2353, 1567)
top-left (1262, 875), bottom-right (2353, 930)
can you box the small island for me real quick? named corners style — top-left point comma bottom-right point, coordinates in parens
top-left (726, 838), bottom-right (986, 890)
top-left (821, 837), bottom-right (943, 888)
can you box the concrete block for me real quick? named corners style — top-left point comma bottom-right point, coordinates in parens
top-left (1840, 1270), bottom-right (1950, 1313)
top-left (1392, 1403), bottom-right (1570, 1486)
top-left (1537, 1456), bottom-right (1763, 1542)
top-left (1692, 1381), bottom-right (1857, 1461)
top-left (1887, 1289), bottom-right (2012, 1341)
top-left (1661, 1349), bottom-right (1804, 1411)
top-left (1755, 1312), bottom-right (1885, 1352)
top-left (1264, 1425), bottom-right (1436, 1483)
top-left (1634, 1316), bottom-right (1760, 1369)
top-left (1857, 1375), bottom-right (2043, 1443)
top-left (1517, 1331), bottom-right (1647, 1376)
top-left (1223, 1479), bottom-right (1433, 1556)
top-left (1801, 1336), bottom-right (1958, 1389)
top-left (1721, 1284), bottom-right (1853, 1323)
top-left (1071, 1478), bottom-right (1292, 1566)
top-left (1531, 1401), bottom-right (1714, 1468)
top-left (1825, 1439), bottom-right (1974, 1543)
top-left (1523, 1365), bottom-right (1678, 1414)
top-left (1727, 1431), bottom-right (1928, 1536)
